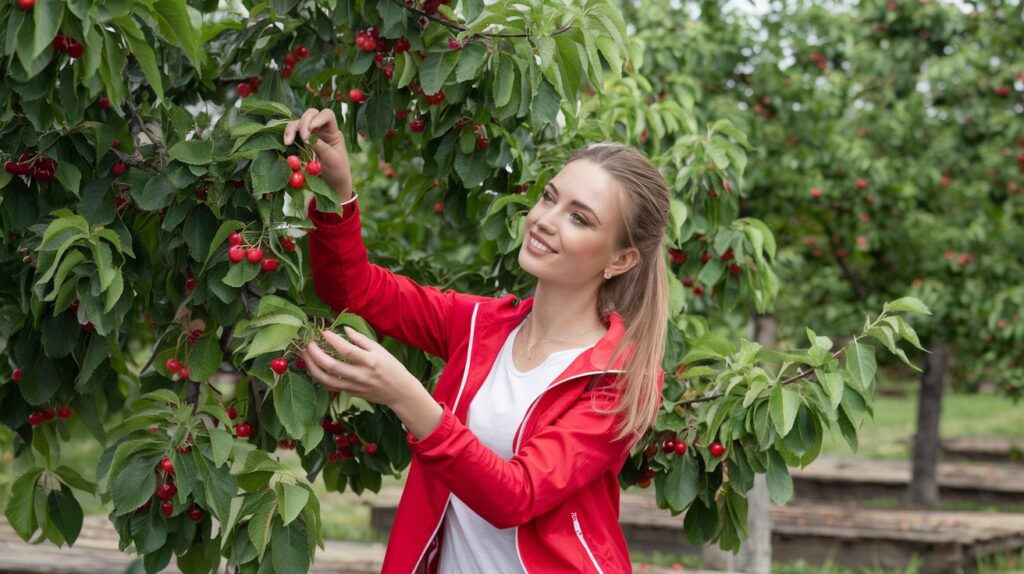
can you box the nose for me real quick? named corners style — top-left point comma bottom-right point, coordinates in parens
top-left (534, 206), bottom-right (558, 235)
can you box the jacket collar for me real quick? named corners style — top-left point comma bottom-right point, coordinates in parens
top-left (488, 295), bottom-right (632, 375)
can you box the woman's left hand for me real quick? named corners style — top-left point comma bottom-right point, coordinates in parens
top-left (301, 326), bottom-right (420, 408)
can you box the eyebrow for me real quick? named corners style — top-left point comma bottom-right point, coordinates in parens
top-left (545, 182), bottom-right (602, 225)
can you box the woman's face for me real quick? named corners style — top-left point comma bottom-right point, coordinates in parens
top-left (518, 159), bottom-right (637, 286)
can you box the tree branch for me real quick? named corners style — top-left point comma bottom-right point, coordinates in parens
top-left (395, 0), bottom-right (574, 38)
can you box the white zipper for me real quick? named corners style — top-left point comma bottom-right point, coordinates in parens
top-left (571, 512), bottom-right (605, 573)
top-left (512, 369), bottom-right (624, 453)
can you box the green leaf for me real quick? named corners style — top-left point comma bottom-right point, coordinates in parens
top-left (31, 0), bottom-right (63, 59)
top-left (223, 260), bottom-right (261, 288)
top-left (168, 140), bottom-right (214, 165)
top-left (243, 324), bottom-right (300, 361)
top-left (455, 42), bottom-right (487, 82)
top-left (493, 54), bottom-right (515, 108)
top-left (185, 331), bottom-right (223, 382)
top-left (765, 450), bottom-right (793, 505)
top-left (124, 33), bottom-right (164, 101)
top-left (47, 486), bottom-right (83, 546)
top-left (111, 456), bottom-right (158, 515)
top-left (5, 469), bottom-right (43, 541)
top-left (205, 220), bottom-right (245, 267)
top-left (55, 163), bottom-right (82, 197)
top-left (208, 427), bottom-right (234, 468)
top-left (248, 498), bottom-right (277, 560)
top-left (251, 149), bottom-right (292, 195)
top-left (663, 453), bottom-right (699, 512)
top-left (769, 384), bottom-right (800, 437)
top-left (240, 98), bottom-right (292, 119)
top-left (271, 518), bottom-right (310, 574)
top-left (845, 342), bottom-right (876, 392)
top-left (275, 483), bottom-right (309, 527)
top-left (133, 175), bottom-right (177, 210)
top-left (883, 296), bottom-right (931, 315)
top-left (419, 50), bottom-right (460, 95)
top-left (815, 369), bottom-right (844, 410)
top-left (151, 0), bottom-right (203, 71)
top-left (273, 371), bottom-right (317, 439)
top-left (396, 51), bottom-right (416, 89)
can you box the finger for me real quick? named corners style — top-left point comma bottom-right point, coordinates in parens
top-left (283, 119), bottom-right (300, 146)
top-left (298, 108), bottom-right (323, 144)
top-left (342, 326), bottom-right (378, 351)
top-left (307, 109), bottom-right (339, 146)
top-left (321, 330), bottom-right (371, 363)
top-left (306, 340), bottom-right (362, 380)
top-left (302, 350), bottom-right (348, 392)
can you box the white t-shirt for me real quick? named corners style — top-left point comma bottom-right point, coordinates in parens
top-left (437, 319), bottom-right (594, 574)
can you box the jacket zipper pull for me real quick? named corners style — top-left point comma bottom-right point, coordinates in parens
top-left (571, 512), bottom-right (583, 535)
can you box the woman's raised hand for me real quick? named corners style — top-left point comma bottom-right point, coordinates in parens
top-left (283, 108), bottom-right (353, 203)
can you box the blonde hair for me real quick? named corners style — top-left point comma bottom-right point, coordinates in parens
top-left (567, 143), bottom-right (670, 444)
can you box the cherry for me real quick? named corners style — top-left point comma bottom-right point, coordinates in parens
top-left (178, 367), bottom-right (190, 380)
top-left (474, 137), bottom-right (490, 151)
top-left (160, 456), bottom-right (175, 475)
top-left (709, 441), bottom-right (726, 458)
top-left (228, 232), bottom-right (243, 247)
top-left (246, 247), bottom-right (263, 263)
top-left (279, 235), bottom-right (297, 252)
top-left (447, 38), bottom-right (462, 50)
top-left (187, 504), bottom-right (203, 522)
top-left (289, 171), bottom-right (305, 189)
top-left (270, 357), bottom-right (288, 374)
top-left (16, 0), bottom-right (34, 10)
top-left (810, 187), bottom-right (823, 198)
top-left (721, 249), bottom-right (735, 262)
top-left (425, 91), bottom-right (445, 105)
top-left (284, 53), bottom-right (298, 66)
top-left (637, 477), bottom-right (652, 488)
top-left (287, 155), bottom-right (302, 171)
top-left (185, 277), bottom-right (196, 291)
top-left (349, 88), bottom-right (366, 103)
top-left (682, 277), bottom-right (693, 287)
top-left (261, 258), bottom-right (279, 272)
top-left (384, 67), bottom-right (394, 79)
top-left (729, 263), bottom-right (742, 275)
top-left (855, 178), bottom-right (868, 190)
top-left (12, 368), bottom-right (22, 381)
top-left (41, 408), bottom-right (55, 421)
top-left (295, 45), bottom-right (309, 59)
top-left (111, 162), bottom-right (126, 176)
top-left (327, 451), bottom-right (341, 462)
top-left (305, 160), bottom-right (322, 176)
top-left (65, 40), bottom-right (83, 59)
top-left (994, 85), bottom-right (1010, 98)
top-left (156, 483), bottom-right (177, 500)
top-left (409, 119), bottom-right (425, 133)
top-left (395, 109), bottom-right (409, 120)
top-left (294, 356), bottom-right (307, 370)
top-left (235, 422), bottom-right (252, 438)
top-left (363, 443), bottom-right (378, 455)
top-left (669, 249), bottom-right (686, 264)
top-left (58, 407), bottom-right (72, 420)
top-left (137, 499), bottom-right (152, 513)
top-left (433, 202), bottom-right (444, 214)
top-left (98, 96), bottom-right (111, 110)
top-left (281, 65), bottom-right (294, 79)
top-left (693, 285), bottom-right (705, 296)
top-left (700, 251), bottom-right (711, 263)
top-left (28, 413), bottom-right (43, 426)
top-left (226, 406), bottom-right (238, 420)
top-left (70, 300), bottom-right (79, 313)
top-left (673, 441), bottom-right (688, 455)
top-left (228, 245), bottom-right (245, 263)
top-left (662, 439), bottom-right (675, 453)
top-left (160, 502), bottom-right (174, 517)
top-left (394, 38), bottom-right (411, 53)
top-left (176, 445), bottom-right (191, 454)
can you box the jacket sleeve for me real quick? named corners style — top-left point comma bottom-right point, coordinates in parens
top-left (406, 383), bottom-right (645, 529)
top-left (306, 195), bottom-right (489, 361)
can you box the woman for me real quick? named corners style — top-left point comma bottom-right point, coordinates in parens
top-left (285, 108), bottom-right (670, 573)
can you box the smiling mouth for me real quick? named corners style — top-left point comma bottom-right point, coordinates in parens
top-left (528, 235), bottom-right (556, 253)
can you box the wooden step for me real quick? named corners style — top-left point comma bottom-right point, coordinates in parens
top-left (790, 456), bottom-right (1024, 507)
top-left (0, 516), bottom-right (713, 574)
top-left (941, 437), bottom-right (1024, 464)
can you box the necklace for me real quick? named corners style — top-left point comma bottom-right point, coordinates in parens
top-left (521, 312), bottom-right (605, 360)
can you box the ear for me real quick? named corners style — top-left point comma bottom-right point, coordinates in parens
top-left (606, 246), bottom-right (641, 277)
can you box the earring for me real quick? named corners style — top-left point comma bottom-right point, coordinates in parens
top-left (604, 272), bottom-right (612, 279)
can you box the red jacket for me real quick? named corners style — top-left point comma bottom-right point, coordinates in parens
top-left (307, 196), bottom-right (664, 573)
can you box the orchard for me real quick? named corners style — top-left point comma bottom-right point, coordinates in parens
top-left (1, 0), bottom-right (937, 572)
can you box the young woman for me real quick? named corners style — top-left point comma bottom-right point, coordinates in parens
top-left (284, 108), bottom-right (670, 573)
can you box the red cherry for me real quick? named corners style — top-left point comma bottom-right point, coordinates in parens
top-left (156, 483), bottom-right (177, 500)
top-left (284, 53), bottom-right (298, 66)
top-left (111, 162), bottom-right (126, 176)
top-left (16, 0), bottom-right (34, 11)
top-left (810, 187), bottom-right (823, 198)
top-left (56, 407), bottom-right (72, 420)
top-left (305, 160), bottom-right (322, 176)
top-left (287, 155), bottom-right (302, 171)
top-left (279, 235), bottom-right (297, 252)
top-left (228, 232), bottom-right (243, 246)
top-left (682, 277), bottom-right (693, 287)
top-left (160, 502), bottom-right (174, 517)
top-left (394, 38), bottom-right (411, 52)
top-left (294, 356), bottom-right (307, 370)
top-left (384, 67), bottom-right (394, 79)
top-left (261, 258), bottom-right (279, 272)
top-left (475, 137), bottom-right (489, 151)
top-left (669, 249), bottom-right (686, 264)
top-left (65, 40), bottom-right (84, 59)
top-left (246, 247), bottom-right (263, 263)
top-left (160, 456), bottom-right (175, 475)
top-left (364, 443), bottom-right (378, 455)
top-left (12, 368), bottom-right (22, 381)
top-left (327, 451), bottom-right (341, 462)
top-left (70, 300), bottom-right (79, 313)
top-left (176, 445), bottom-right (191, 454)
top-left (662, 439), bottom-right (675, 453)
top-left (637, 477), bottom-right (652, 488)
top-left (237, 83), bottom-right (252, 97)
top-left (349, 88), bottom-right (366, 103)
top-left (228, 245), bottom-right (245, 263)
top-left (281, 65), bottom-right (293, 79)
top-left (270, 358), bottom-right (288, 374)
top-left (187, 505), bottom-right (203, 522)
top-left (855, 178), bottom-right (868, 190)
top-left (721, 249), bottom-right (735, 262)
top-left (729, 263), bottom-right (742, 275)
top-left (700, 251), bottom-right (711, 263)
top-left (28, 413), bottom-right (43, 426)
top-left (235, 422), bottom-right (252, 438)
top-left (98, 96), bottom-right (111, 110)
top-left (673, 441), bottom-right (688, 455)
top-left (185, 277), bottom-right (196, 291)
top-left (433, 202), bottom-right (444, 214)
top-left (289, 171), bottom-right (305, 189)
top-left (136, 499), bottom-right (152, 513)
top-left (295, 45), bottom-right (309, 59)
top-left (41, 408), bottom-right (55, 421)
top-left (409, 119), bottom-right (425, 132)
top-left (178, 367), bottom-right (190, 380)
top-left (693, 285), bottom-right (705, 296)
top-left (226, 406), bottom-right (238, 420)
top-left (395, 109), bottom-right (409, 120)
top-left (709, 441), bottom-right (726, 457)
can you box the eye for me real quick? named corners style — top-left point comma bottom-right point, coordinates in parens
top-left (571, 213), bottom-right (588, 226)
top-left (542, 190), bottom-right (553, 202)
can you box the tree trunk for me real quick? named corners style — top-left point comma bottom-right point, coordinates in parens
top-left (905, 340), bottom-right (950, 506)
top-left (703, 314), bottom-right (776, 573)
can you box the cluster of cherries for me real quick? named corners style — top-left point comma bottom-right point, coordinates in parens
top-left (286, 154), bottom-right (322, 189)
top-left (5, 153), bottom-right (56, 183)
top-left (321, 417), bottom-right (377, 462)
top-left (227, 232), bottom-right (279, 272)
top-left (416, 0), bottom-right (452, 16)
top-left (225, 406), bottom-right (252, 438)
top-left (165, 358), bottom-right (191, 381)
top-left (280, 45), bottom-right (310, 80)
top-left (236, 76), bottom-right (261, 98)
top-left (138, 457), bottom-right (205, 520)
top-left (27, 405), bottom-right (73, 426)
top-left (51, 32), bottom-right (85, 59)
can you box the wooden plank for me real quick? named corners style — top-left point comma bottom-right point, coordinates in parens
top-left (942, 437), bottom-right (1024, 464)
